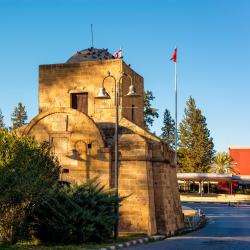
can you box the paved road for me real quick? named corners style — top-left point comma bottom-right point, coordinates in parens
top-left (129, 203), bottom-right (250, 250)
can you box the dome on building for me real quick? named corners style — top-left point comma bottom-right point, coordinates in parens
top-left (66, 47), bottom-right (115, 63)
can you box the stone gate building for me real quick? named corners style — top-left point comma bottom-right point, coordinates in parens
top-left (19, 48), bottom-right (184, 235)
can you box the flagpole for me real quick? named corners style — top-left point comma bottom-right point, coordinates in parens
top-left (91, 24), bottom-right (94, 47)
top-left (174, 50), bottom-right (178, 165)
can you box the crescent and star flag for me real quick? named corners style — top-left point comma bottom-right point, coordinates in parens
top-left (170, 48), bottom-right (177, 62)
top-left (114, 49), bottom-right (122, 59)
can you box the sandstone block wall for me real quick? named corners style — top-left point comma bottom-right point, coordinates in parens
top-left (22, 108), bottom-right (111, 186)
top-left (117, 134), bottom-right (157, 235)
top-left (39, 60), bottom-right (144, 127)
top-left (121, 62), bottom-right (144, 127)
top-left (111, 126), bottom-right (184, 235)
top-left (20, 56), bottom-right (184, 236)
top-left (153, 163), bottom-right (184, 233)
top-left (118, 161), bottom-right (156, 234)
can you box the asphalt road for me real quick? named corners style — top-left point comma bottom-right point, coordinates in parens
top-left (129, 203), bottom-right (250, 250)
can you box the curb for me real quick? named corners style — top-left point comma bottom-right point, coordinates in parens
top-left (97, 235), bottom-right (166, 250)
top-left (95, 216), bottom-right (207, 250)
top-left (182, 201), bottom-right (229, 205)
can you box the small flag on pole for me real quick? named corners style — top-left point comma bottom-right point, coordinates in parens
top-left (170, 48), bottom-right (177, 62)
top-left (170, 47), bottom-right (178, 165)
top-left (114, 48), bottom-right (122, 59)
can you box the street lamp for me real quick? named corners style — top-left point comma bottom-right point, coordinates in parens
top-left (95, 71), bottom-right (140, 240)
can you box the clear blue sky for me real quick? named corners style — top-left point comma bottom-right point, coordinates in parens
top-left (0, 0), bottom-right (249, 152)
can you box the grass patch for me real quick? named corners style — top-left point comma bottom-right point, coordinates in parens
top-left (0, 233), bottom-right (147, 250)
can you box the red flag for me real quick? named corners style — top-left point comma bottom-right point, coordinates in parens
top-left (114, 49), bottom-right (122, 59)
top-left (170, 48), bottom-right (177, 62)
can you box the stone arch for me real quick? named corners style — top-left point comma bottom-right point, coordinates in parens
top-left (22, 107), bottom-right (105, 148)
top-left (22, 107), bottom-right (109, 185)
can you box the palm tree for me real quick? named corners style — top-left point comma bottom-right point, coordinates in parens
top-left (210, 152), bottom-right (238, 174)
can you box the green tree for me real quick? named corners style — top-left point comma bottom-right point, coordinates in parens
top-left (161, 108), bottom-right (175, 150)
top-left (210, 152), bottom-right (238, 174)
top-left (0, 109), bottom-right (4, 128)
top-left (144, 90), bottom-right (159, 131)
top-left (178, 96), bottom-right (215, 173)
top-left (0, 129), bottom-right (60, 243)
top-left (11, 102), bottom-right (28, 130)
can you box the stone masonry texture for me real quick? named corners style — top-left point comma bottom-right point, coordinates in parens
top-left (20, 51), bottom-right (184, 235)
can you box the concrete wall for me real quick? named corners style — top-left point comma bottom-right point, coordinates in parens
top-left (229, 147), bottom-right (250, 175)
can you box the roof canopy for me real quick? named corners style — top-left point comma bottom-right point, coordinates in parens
top-left (177, 173), bottom-right (250, 182)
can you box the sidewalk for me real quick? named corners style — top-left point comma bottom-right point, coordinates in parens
top-left (181, 194), bottom-right (250, 203)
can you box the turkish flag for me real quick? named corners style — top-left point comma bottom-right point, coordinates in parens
top-left (114, 49), bottom-right (122, 59)
top-left (170, 48), bottom-right (177, 62)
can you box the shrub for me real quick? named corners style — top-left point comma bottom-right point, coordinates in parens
top-left (235, 189), bottom-right (250, 195)
top-left (31, 179), bottom-right (121, 244)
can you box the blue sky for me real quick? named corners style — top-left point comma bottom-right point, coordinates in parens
top-left (0, 0), bottom-right (249, 151)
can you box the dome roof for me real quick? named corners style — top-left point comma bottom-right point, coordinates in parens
top-left (66, 47), bottom-right (115, 63)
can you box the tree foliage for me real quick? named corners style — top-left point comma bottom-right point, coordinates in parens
top-left (144, 90), bottom-right (159, 131)
top-left (0, 109), bottom-right (4, 128)
top-left (0, 129), bottom-right (60, 243)
top-left (210, 152), bottom-right (237, 174)
top-left (178, 96), bottom-right (215, 173)
top-left (0, 129), bottom-right (122, 244)
top-left (11, 102), bottom-right (28, 130)
top-left (31, 179), bottom-right (121, 244)
top-left (161, 109), bottom-right (175, 150)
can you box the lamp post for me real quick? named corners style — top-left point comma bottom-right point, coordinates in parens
top-left (95, 71), bottom-right (140, 240)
